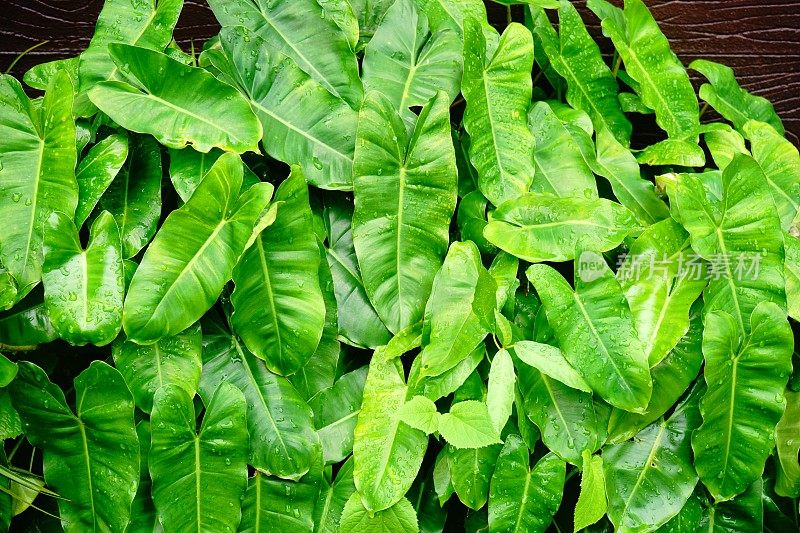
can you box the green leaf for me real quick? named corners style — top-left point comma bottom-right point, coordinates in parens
top-left (398, 395), bottom-right (440, 434)
top-left (150, 383), bottom-right (248, 532)
top-left (462, 20), bottom-right (535, 206)
top-left (168, 147), bottom-right (222, 204)
top-left (705, 125), bottom-right (748, 171)
top-left (690, 59), bottom-right (784, 135)
top-left (527, 256), bottom-right (652, 413)
top-left (74, 133), bottom-right (129, 228)
top-left (410, 344), bottom-right (485, 402)
top-left (309, 367), bottom-right (369, 463)
top-left (201, 333), bottom-right (319, 480)
top-left (415, 0), bottom-right (487, 37)
top-left (123, 153), bottom-right (273, 344)
top-left (323, 194), bottom-right (391, 348)
top-left (99, 135), bottom-right (162, 259)
top-left (775, 390), bottom-right (800, 497)
top-left (528, 101), bottom-right (597, 198)
top-left (353, 356), bottom-right (427, 512)
top-left (9, 361), bottom-right (138, 532)
top-left (513, 340), bottom-right (592, 393)
top-left (604, 385), bottom-right (701, 531)
top-left (488, 435), bottom-right (565, 533)
top-left (743, 120), bottom-right (800, 230)
top-left (417, 241), bottom-right (495, 378)
top-left (574, 451), bottom-right (606, 532)
top-left (112, 324), bottom-right (202, 413)
top-left (439, 400), bottom-right (501, 449)
top-left (215, 27), bottom-right (358, 191)
top-left (636, 138), bottom-right (706, 168)
top-left (484, 193), bottom-right (634, 263)
top-left (89, 44), bottom-right (262, 153)
top-left (587, 0), bottom-right (699, 141)
top-left (457, 190), bottom-right (498, 255)
top-left (127, 422), bottom-right (157, 533)
top-left (352, 91), bottom-right (457, 334)
top-left (231, 167), bottom-right (325, 376)
top-left (210, 0), bottom-right (363, 107)
top-left (363, 0), bottom-right (462, 115)
top-left (701, 479), bottom-right (763, 532)
top-left (23, 56), bottom-right (80, 91)
top-left (532, 1), bottom-right (631, 144)
top-left (692, 302), bottom-right (793, 501)
top-left (42, 211), bottom-right (123, 346)
top-left (0, 72), bottom-right (77, 299)
top-left (448, 443), bottom-right (502, 510)
top-left (0, 301), bottom-right (57, 348)
top-left (487, 349), bottom-right (515, 433)
top-left (341, 493), bottom-right (419, 533)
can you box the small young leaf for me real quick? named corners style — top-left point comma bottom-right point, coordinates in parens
top-left (398, 395), bottom-right (440, 434)
top-left (487, 349), bottom-right (515, 433)
top-left (439, 400), bottom-right (502, 449)
top-left (574, 451), bottom-right (606, 531)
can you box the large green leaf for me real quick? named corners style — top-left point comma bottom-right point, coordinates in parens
top-left (588, 0), bottom-right (699, 141)
top-left (0, 73), bottom-right (77, 299)
top-left (323, 195), bottom-right (390, 348)
top-left (314, 457), bottom-right (356, 532)
top-left (417, 241), bottom-right (495, 378)
top-left (112, 324), bottom-right (202, 413)
top-left (448, 443), bottom-right (502, 510)
top-left (690, 60), bottom-right (784, 135)
top-left (692, 302), bottom-right (793, 501)
top-left (484, 193), bottom-right (635, 263)
top-left (127, 422), bottom-right (157, 533)
top-left (74, 133), bottom-right (129, 228)
top-left (208, 0), bottom-right (363, 108)
top-left (349, 0), bottom-right (395, 44)
top-left (604, 385), bottom-right (701, 532)
top-left (363, 0), bottom-right (462, 115)
top-left (150, 383), bottom-right (248, 532)
top-left (415, 0), bottom-right (487, 37)
top-left (0, 301), bottom-right (57, 348)
top-left (309, 367), bottom-right (368, 464)
top-left (341, 493), bottom-right (419, 532)
top-left (352, 91), bottom-right (457, 334)
top-left (462, 19), bottom-right (535, 206)
top-left (530, 1), bottom-right (630, 144)
top-left (353, 356), bottom-right (427, 512)
top-left (512, 341), bottom-right (591, 393)
top-left (99, 135), bottom-right (162, 259)
top-left (168, 147), bottom-right (222, 203)
top-left (42, 211), bottom-right (124, 346)
top-left (215, 27), bottom-right (358, 191)
top-left (775, 390), bottom-right (800, 497)
top-left (123, 153), bottom-right (273, 344)
top-left (527, 257), bottom-right (652, 412)
top-left (201, 333), bottom-right (319, 480)
top-left (231, 168), bottom-right (324, 375)
top-left (9, 362), bottom-right (138, 532)
top-left (700, 480), bottom-right (763, 532)
top-left (89, 44), bottom-right (262, 153)
top-left (488, 436), bottom-right (565, 533)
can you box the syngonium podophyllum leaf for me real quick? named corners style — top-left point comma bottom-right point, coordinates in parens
top-left (362, 0), bottom-right (462, 115)
top-left (231, 168), bottom-right (324, 376)
top-left (704, 125), bottom-right (748, 171)
top-left (0, 300), bottom-right (57, 348)
top-left (9, 362), bottom-right (138, 532)
top-left (208, 0), bottom-right (362, 107)
top-left (112, 323), bottom-right (202, 413)
top-left (785, 233), bottom-right (800, 322)
top-left (414, 0), bottom-right (487, 37)
top-left (743, 120), bottom-right (800, 230)
top-left (74, 133), bottom-right (129, 228)
top-left (0, 72), bottom-right (77, 300)
top-left (123, 154), bottom-right (273, 344)
top-left (150, 383), bottom-right (249, 533)
top-left (214, 27), bottom-right (357, 191)
top-left (417, 241), bottom-right (495, 378)
top-left (99, 135), bottom-right (162, 259)
top-left (574, 451), bottom-right (607, 532)
top-left (530, 1), bottom-right (631, 145)
top-left (409, 344), bottom-right (485, 402)
top-left (487, 349), bottom-right (515, 433)
top-left (690, 59), bottom-right (784, 135)
top-left (313, 458), bottom-right (356, 533)
top-left (488, 435), bottom-right (565, 533)
top-left (667, 154), bottom-right (786, 332)
top-left (128, 422), bottom-right (156, 533)
top-left (77, 0), bottom-right (183, 115)
top-left (775, 390), bottom-right (800, 497)
top-left (323, 194), bottom-right (391, 348)
top-left (457, 190), bottom-right (497, 254)
top-left (588, 0), bottom-right (699, 143)
top-left (513, 341), bottom-right (592, 393)
top-left (484, 193), bottom-right (635, 263)
top-left (341, 493), bottom-right (419, 533)
top-left (462, 19), bottom-right (535, 206)
top-left (309, 366), bottom-right (368, 464)
top-left (89, 44), bottom-right (262, 153)
top-left (604, 384), bottom-right (702, 532)
top-left (352, 91), bottom-right (457, 334)
top-left (700, 480), bottom-right (764, 532)
top-left (201, 332), bottom-right (319, 480)
top-left (168, 147), bottom-right (222, 203)
top-left (528, 101), bottom-right (597, 198)
top-left (617, 218), bottom-right (706, 367)
top-left (353, 356), bottom-right (427, 512)
top-left (449, 442), bottom-right (502, 510)
top-left (527, 256), bottom-right (652, 413)
top-left (42, 211), bottom-right (124, 346)
top-left (692, 302), bottom-right (793, 501)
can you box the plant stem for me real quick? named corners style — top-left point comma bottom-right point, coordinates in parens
top-left (612, 54), bottom-right (622, 78)
top-left (507, 5), bottom-right (513, 25)
top-left (7, 438), bottom-right (23, 462)
top-left (699, 102), bottom-right (709, 118)
top-left (4, 40), bottom-right (50, 74)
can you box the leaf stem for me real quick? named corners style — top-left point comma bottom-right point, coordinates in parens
top-left (699, 102), bottom-right (709, 118)
top-left (4, 40), bottom-right (50, 74)
top-left (506, 5), bottom-right (513, 25)
top-left (7, 438), bottom-right (23, 462)
top-left (612, 54), bottom-right (622, 79)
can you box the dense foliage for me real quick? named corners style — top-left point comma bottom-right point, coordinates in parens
top-left (0, 0), bottom-right (798, 531)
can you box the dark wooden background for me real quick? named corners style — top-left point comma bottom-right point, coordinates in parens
top-left (1, 0), bottom-right (798, 144)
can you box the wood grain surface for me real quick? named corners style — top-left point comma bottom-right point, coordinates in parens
top-left (1, 0), bottom-right (798, 144)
